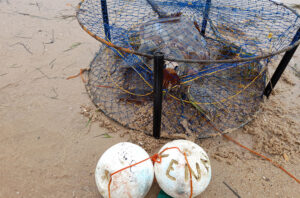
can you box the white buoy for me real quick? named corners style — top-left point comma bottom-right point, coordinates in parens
top-left (154, 140), bottom-right (211, 198)
top-left (95, 142), bottom-right (154, 198)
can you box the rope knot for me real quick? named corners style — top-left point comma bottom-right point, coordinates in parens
top-left (151, 153), bottom-right (162, 164)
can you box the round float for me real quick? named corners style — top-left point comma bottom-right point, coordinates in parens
top-left (95, 142), bottom-right (154, 198)
top-left (154, 140), bottom-right (211, 198)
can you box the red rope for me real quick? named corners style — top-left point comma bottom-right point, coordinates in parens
top-left (204, 119), bottom-right (300, 184)
top-left (66, 68), bottom-right (88, 83)
top-left (223, 134), bottom-right (300, 184)
top-left (108, 147), bottom-right (194, 198)
top-left (67, 69), bottom-right (116, 89)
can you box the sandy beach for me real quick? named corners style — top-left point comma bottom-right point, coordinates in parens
top-left (0, 0), bottom-right (299, 197)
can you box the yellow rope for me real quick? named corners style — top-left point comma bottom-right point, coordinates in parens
top-left (105, 48), bottom-right (153, 97)
top-left (168, 66), bottom-right (267, 105)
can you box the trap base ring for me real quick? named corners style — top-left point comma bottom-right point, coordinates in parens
top-left (85, 46), bottom-right (266, 138)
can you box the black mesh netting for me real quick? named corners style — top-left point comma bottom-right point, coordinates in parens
top-left (77, 0), bottom-right (300, 138)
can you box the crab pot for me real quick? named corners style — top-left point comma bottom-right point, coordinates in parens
top-left (77, 0), bottom-right (300, 138)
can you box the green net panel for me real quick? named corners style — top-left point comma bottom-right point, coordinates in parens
top-left (77, 0), bottom-right (300, 138)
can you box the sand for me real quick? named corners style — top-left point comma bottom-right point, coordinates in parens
top-left (0, 0), bottom-right (299, 198)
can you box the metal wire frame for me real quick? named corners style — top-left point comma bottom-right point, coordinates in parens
top-left (76, 0), bottom-right (300, 64)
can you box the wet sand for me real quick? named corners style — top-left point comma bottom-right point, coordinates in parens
top-left (0, 0), bottom-right (299, 197)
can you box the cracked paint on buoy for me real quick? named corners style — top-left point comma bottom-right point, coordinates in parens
top-left (154, 140), bottom-right (211, 198)
top-left (95, 142), bottom-right (154, 198)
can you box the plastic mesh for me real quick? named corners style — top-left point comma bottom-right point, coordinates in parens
top-left (78, 0), bottom-right (300, 138)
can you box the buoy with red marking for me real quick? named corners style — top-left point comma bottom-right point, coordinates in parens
top-left (95, 142), bottom-right (154, 198)
top-left (154, 140), bottom-right (211, 198)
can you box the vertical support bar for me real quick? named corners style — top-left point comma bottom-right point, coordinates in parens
top-left (201, 0), bottom-right (212, 36)
top-left (153, 52), bottom-right (164, 139)
top-left (101, 0), bottom-right (111, 41)
top-left (264, 28), bottom-right (300, 98)
top-left (146, 0), bottom-right (167, 18)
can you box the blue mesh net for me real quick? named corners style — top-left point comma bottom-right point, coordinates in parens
top-left (77, 0), bottom-right (300, 138)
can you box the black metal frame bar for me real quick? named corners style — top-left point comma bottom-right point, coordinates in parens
top-left (201, 0), bottom-right (212, 36)
top-left (153, 52), bottom-right (164, 139)
top-left (264, 28), bottom-right (300, 97)
top-left (101, 0), bottom-right (111, 40)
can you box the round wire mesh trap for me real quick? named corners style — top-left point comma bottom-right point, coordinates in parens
top-left (86, 45), bottom-right (266, 138)
top-left (79, 0), bottom-right (300, 138)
